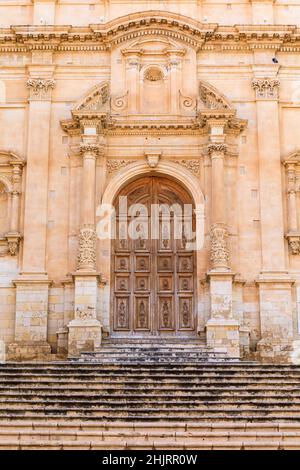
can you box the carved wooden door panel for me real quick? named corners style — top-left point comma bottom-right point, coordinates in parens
top-left (112, 176), bottom-right (196, 337)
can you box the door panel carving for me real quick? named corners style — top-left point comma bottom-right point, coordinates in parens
top-left (111, 176), bottom-right (196, 337)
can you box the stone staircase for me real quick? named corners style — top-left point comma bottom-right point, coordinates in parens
top-left (1, 349), bottom-right (300, 449)
top-left (78, 339), bottom-right (230, 363)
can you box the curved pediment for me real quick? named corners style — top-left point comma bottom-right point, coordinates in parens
top-left (91, 10), bottom-right (217, 50)
top-left (198, 81), bottom-right (235, 113)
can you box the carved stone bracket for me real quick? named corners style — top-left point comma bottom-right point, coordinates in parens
top-left (145, 152), bottom-right (161, 168)
top-left (6, 233), bottom-right (22, 256)
top-left (286, 233), bottom-right (300, 255)
top-left (252, 78), bottom-right (280, 100)
top-left (77, 225), bottom-right (97, 271)
top-left (210, 223), bottom-right (230, 270)
top-left (26, 78), bottom-right (56, 101)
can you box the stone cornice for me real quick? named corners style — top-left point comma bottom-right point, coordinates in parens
top-left (0, 12), bottom-right (300, 53)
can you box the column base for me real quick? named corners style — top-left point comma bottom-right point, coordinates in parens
top-left (68, 319), bottom-right (102, 357)
top-left (7, 341), bottom-right (52, 361)
top-left (206, 318), bottom-right (240, 358)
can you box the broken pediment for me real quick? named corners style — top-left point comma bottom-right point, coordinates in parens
top-left (72, 82), bottom-right (110, 119)
top-left (198, 80), bottom-right (235, 113)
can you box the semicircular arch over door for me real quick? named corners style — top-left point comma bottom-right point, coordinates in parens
top-left (111, 176), bottom-right (197, 338)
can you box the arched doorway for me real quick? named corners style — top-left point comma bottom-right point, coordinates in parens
top-left (111, 175), bottom-right (197, 338)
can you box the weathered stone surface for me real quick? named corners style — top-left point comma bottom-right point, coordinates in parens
top-left (0, 1), bottom-right (299, 363)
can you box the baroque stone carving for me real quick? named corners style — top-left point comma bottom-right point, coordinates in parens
top-left (106, 159), bottom-right (135, 175)
top-left (252, 78), bottom-right (280, 100)
top-left (207, 143), bottom-right (227, 155)
top-left (26, 78), bottom-right (56, 100)
top-left (210, 223), bottom-right (229, 270)
top-left (79, 143), bottom-right (101, 156)
top-left (286, 234), bottom-right (300, 255)
top-left (77, 225), bottom-right (96, 270)
top-left (145, 152), bottom-right (161, 168)
top-left (76, 306), bottom-right (95, 320)
top-left (111, 91), bottom-right (129, 111)
top-left (174, 159), bottom-right (200, 176)
top-left (144, 67), bottom-right (164, 82)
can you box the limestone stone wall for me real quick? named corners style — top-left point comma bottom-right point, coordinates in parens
top-left (0, 2), bottom-right (300, 361)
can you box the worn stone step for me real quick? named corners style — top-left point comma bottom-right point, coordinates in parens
top-left (0, 439), bottom-right (299, 450)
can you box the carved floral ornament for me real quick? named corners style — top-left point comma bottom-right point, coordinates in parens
top-left (26, 78), bottom-right (56, 100)
top-left (251, 78), bottom-right (280, 100)
top-left (210, 223), bottom-right (230, 270)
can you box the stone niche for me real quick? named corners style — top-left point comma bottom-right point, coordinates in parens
top-left (0, 151), bottom-right (24, 258)
top-left (111, 37), bottom-right (197, 116)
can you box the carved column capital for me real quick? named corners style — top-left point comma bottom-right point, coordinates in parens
top-left (79, 142), bottom-right (102, 157)
top-left (207, 143), bottom-right (227, 157)
top-left (210, 223), bottom-right (230, 270)
top-left (26, 78), bottom-right (56, 101)
top-left (77, 224), bottom-right (97, 271)
top-left (252, 77), bottom-right (280, 100)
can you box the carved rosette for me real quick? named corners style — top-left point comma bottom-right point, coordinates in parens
top-left (77, 225), bottom-right (97, 271)
top-left (210, 223), bottom-right (230, 270)
top-left (252, 78), bottom-right (280, 100)
top-left (26, 78), bottom-right (56, 101)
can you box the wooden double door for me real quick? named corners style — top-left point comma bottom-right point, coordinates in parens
top-left (111, 176), bottom-right (196, 337)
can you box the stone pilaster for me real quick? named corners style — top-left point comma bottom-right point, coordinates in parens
top-left (167, 50), bottom-right (185, 115)
top-left (123, 51), bottom-right (141, 114)
top-left (252, 68), bottom-right (294, 362)
top-left (205, 123), bottom-right (239, 358)
top-left (67, 127), bottom-right (103, 357)
top-left (9, 67), bottom-right (55, 360)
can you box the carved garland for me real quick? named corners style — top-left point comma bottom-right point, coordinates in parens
top-left (210, 223), bottom-right (229, 270)
top-left (77, 225), bottom-right (97, 271)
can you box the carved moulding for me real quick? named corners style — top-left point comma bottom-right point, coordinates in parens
top-left (286, 233), bottom-right (300, 255)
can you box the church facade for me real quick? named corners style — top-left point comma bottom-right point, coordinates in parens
top-left (1, 0), bottom-right (300, 363)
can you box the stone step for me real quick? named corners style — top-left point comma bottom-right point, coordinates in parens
top-left (1, 406), bottom-right (300, 416)
top-left (1, 439), bottom-right (300, 450)
top-left (1, 390), bottom-right (299, 398)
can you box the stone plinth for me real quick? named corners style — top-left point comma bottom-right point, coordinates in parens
top-left (206, 318), bottom-right (240, 358)
top-left (67, 273), bottom-right (102, 357)
top-left (206, 271), bottom-right (240, 358)
top-left (8, 278), bottom-right (52, 360)
top-left (68, 319), bottom-right (102, 357)
top-left (256, 274), bottom-right (294, 363)
top-left (7, 341), bottom-right (51, 362)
